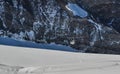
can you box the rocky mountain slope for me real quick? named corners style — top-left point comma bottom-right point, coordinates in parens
top-left (0, 0), bottom-right (120, 54)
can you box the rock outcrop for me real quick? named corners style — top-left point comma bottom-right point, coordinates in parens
top-left (0, 0), bottom-right (120, 54)
top-left (79, 0), bottom-right (120, 33)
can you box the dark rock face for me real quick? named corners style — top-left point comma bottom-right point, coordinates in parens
top-left (0, 0), bottom-right (120, 54)
top-left (79, 0), bottom-right (120, 33)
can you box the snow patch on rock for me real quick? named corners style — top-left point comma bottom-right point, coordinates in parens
top-left (66, 3), bottom-right (88, 18)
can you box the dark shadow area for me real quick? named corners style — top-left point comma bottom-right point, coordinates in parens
top-left (0, 37), bottom-right (77, 52)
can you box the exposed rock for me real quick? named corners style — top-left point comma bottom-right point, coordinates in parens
top-left (0, 0), bottom-right (120, 54)
top-left (79, 0), bottom-right (120, 33)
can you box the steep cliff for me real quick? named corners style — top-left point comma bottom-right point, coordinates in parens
top-left (0, 0), bottom-right (120, 54)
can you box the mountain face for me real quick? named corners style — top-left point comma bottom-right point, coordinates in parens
top-left (0, 0), bottom-right (120, 54)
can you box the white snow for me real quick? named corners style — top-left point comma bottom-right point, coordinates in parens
top-left (110, 41), bottom-right (120, 45)
top-left (26, 30), bottom-right (35, 41)
top-left (66, 3), bottom-right (88, 18)
top-left (70, 40), bottom-right (75, 45)
top-left (20, 17), bottom-right (25, 25)
top-left (11, 33), bottom-right (20, 39)
top-left (88, 19), bottom-right (104, 46)
top-left (0, 30), bottom-right (3, 35)
top-left (9, 32), bottom-right (26, 41)
top-left (33, 21), bottom-right (42, 33)
top-left (12, 0), bottom-right (18, 8)
top-left (33, 21), bottom-right (41, 26)
top-left (0, 45), bottom-right (120, 74)
top-left (0, 2), bottom-right (4, 14)
top-left (19, 31), bottom-right (26, 40)
top-left (88, 19), bottom-right (103, 32)
top-left (74, 27), bottom-right (83, 35)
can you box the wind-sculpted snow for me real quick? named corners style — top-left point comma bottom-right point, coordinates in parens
top-left (0, 61), bottom-right (120, 74)
top-left (0, 64), bottom-right (23, 74)
top-left (18, 62), bottom-right (120, 74)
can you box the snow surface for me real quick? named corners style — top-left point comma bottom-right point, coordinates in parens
top-left (0, 45), bottom-right (120, 74)
top-left (66, 3), bottom-right (88, 18)
top-left (0, 37), bottom-right (76, 52)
